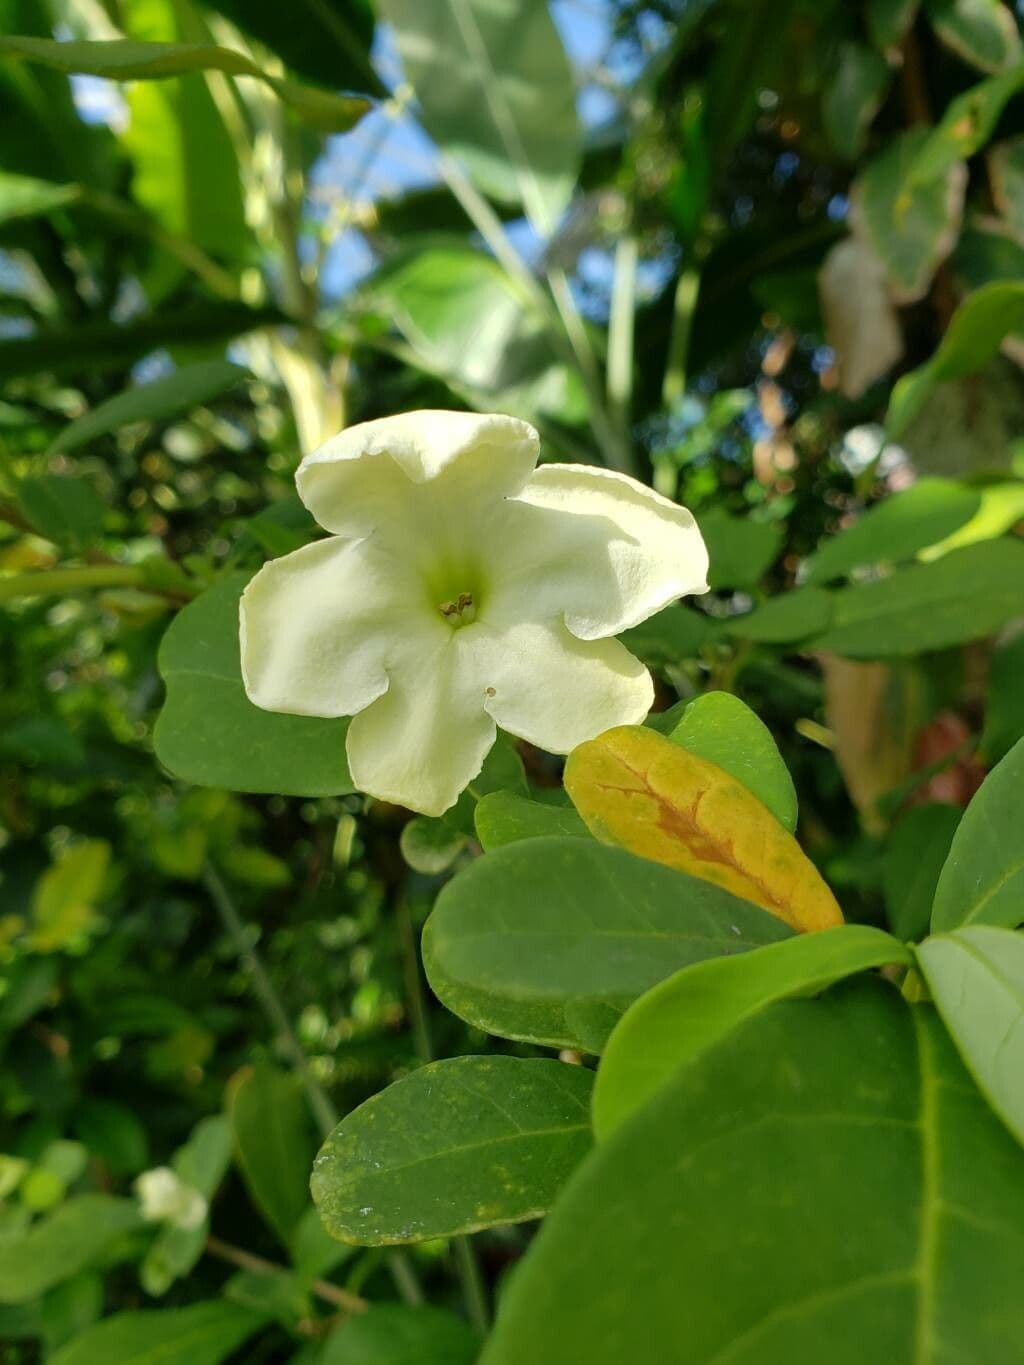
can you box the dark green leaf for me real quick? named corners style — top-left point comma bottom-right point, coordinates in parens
top-left (925, 0), bottom-right (1022, 72)
top-left (422, 837), bottom-right (792, 1050)
top-left (474, 792), bottom-right (590, 850)
top-left (812, 539), bottom-right (1024, 658)
top-left (321, 1305), bottom-right (478, 1365)
top-left (483, 982), bottom-right (1024, 1364)
top-left (16, 475), bottom-right (106, 548)
top-left (311, 1056), bottom-right (593, 1243)
top-left (930, 736), bottom-right (1024, 931)
top-left (698, 508), bottom-right (782, 590)
top-left (721, 587), bottom-right (833, 644)
top-left (0, 1195), bottom-right (141, 1304)
top-left (619, 603), bottom-right (715, 667)
top-left (668, 691), bottom-right (798, 831)
top-left (49, 1301), bottom-right (265, 1365)
top-left (883, 804), bottom-right (963, 940)
top-left (229, 1063), bottom-right (315, 1248)
top-left (593, 927), bottom-right (911, 1138)
top-left (823, 42), bottom-right (891, 161)
top-left (867, 0), bottom-right (921, 50)
top-left (804, 479), bottom-right (982, 584)
top-left (982, 631), bottom-right (1024, 764)
top-left (917, 925), bottom-right (1024, 1146)
top-left (154, 573), bottom-right (354, 797)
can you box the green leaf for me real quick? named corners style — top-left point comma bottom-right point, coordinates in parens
top-left (50, 361), bottom-right (246, 455)
top-left (49, 1301), bottom-right (266, 1365)
top-left (721, 587), bottom-right (833, 644)
top-left (311, 1056), bottom-right (593, 1243)
top-left (0, 36), bottom-right (370, 133)
top-left (908, 67), bottom-right (1024, 189)
top-left (31, 839), bottom-right (110, 952)
top-left (811, 538), bottom-right (1024, 658)
top-left (917, 925), bottom-right (1024, 1147)
top-left (930, 736), bottom-right (1024, 931)
top-left (73, 1100), bottom-right (149, 1178)
top-left (593, 926), bottom-right (911, 1139)
top-left (16, 474), bottom-right (106, 548)
top-left (368, 245), bottom-right (584, 425)
top-left (852, 127), bottom-right (966, 302)
top-left (883, 804), bottom-right (963, 941)
top-left (377, 0), bottom-right (579, 232)
top-left (803, 479), bottom-right (982, 584)
top-left (474, 792), bottom-right (590, 850)
top-left (399, 817), bottom-right (466, 874)
top-left (0, 302), bottom-right (283, 383)
top-left (194, 0), bottom-right (378, 95)
top-left (422, 837), bottom-right (792, 1051)
top-left (888, 282), bottom-right (1024, 437)
top-left (981, 630), bottom-right (1024, 764)
top-left (482, 982), bottom-right (1024, 1365)
top-left (0, 169), bottom-right (78, 224)
top-left (823, 42), bottom-right (892, 161)
top-left (925, 0), bottom-right (1022, 72)
top-left (668, 691), bottom-right (798, 832)
top-left (321, 1305), bottom-right (478, 1365)
top-left (867, 0), bottom-right (921, 50)
top-left (154, 573), bottom-right (354, 797)
top-left (228, 1063), bottom-right (315, 1249)
top-left (921, 481), bottom-right (1024, 558)
top-left (0, 1195), bottom-right (141, 1304)
top-left (618, 603), bottom-right (715, 667)
top-left (990, 136), bottom-right (1024, 232)
top-left (697, 508), bottom-right (782, 590)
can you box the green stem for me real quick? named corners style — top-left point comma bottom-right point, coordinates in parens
top-left (396, 898), bottom-right (490, 1333)
top-left (607, 235), bottom-right (638, 438)
top-left (662, 266), bottom-right (701, 408)
top-left (0, 564), bottom-right (146, 603)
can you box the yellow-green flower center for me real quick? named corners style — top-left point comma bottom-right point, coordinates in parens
top-left (438, 591), bottom-right (476, 627)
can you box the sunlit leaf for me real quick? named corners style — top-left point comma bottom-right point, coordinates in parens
top-left (564, 726), bottom-right (843, 932)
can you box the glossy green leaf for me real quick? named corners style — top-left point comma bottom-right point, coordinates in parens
top-left (321, 1305), bottom-right (478, 1365)
top-left (378, 0), bottom-right (579, 232)
top-left (49, 1301), bottom-right (265, 1365)
top-left (917, 925), bottom-right (1024, 1146)
top-left (483, 982), bottom-right (1024, 1365)
top-left (593, 926), bottom-right (911, 1138)
top-left (803, 479), bottom-right (981, 584)
top-left (368, 245), bottom-right (584, 425)
top-left (721, 587), bottom-right (833, 644)
top-left (51, 361), bottom-right (246, 455)
top-left (925, 0), bottom-right (1022, 72)
top-left (619, 603), bottom-right (715, 667)
top-left (823, 42), bottom-right (891, 161)
top-left (981, 631), bottom-right (1024, 764)
top-left (812, 539), bottom-right (1024, 658)
top-left (0, 35), bottom-right (370, 133)
top-left (852, 127), bottom-right (966, 302)
top-left (930, 736), bottom-right (1024, 931)
top-left (888, 282), bottom-right (1024, 437)
top-left (668, 691), bottom-right (798, 832)
top-left (883, 804), bottom-right (963, 941)
top-left (311, 1056), bottom-right (593, 1243)
top-left (474, 792), bottom-right (590, 850)
top-left (422, 837), bottom-right (792, 1050)
top-left (228, 1063), bottom-right (315, 1249)
top-left (0, 1195), bottom-right (141, 1303)
top-left (0, 302), bottom-right (283, 383)
top-left (697, 508), bottom-right (782, 590)
top-left (154, 573), bottom-right (354, 797)
top-left (16, 474), bottom-right (106, 547)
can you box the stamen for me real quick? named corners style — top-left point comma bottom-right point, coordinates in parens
top-left (439, 592), bottom-right (476, 625)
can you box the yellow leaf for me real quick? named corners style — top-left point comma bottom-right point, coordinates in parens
top-left (564, 726), bottom-right (843, 933)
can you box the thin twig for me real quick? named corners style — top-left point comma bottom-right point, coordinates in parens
top-left (206, 1235), bottom-right (367, 1314)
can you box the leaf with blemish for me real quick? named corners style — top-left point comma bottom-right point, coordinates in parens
top-left (564, 726), bottom-right (843, 934)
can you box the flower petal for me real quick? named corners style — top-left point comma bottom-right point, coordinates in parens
top-left (297, 410), bottom-right (539, 538)
top-left (466, 619), bottom-right (654, 753)
top-left (513, 464), bottom-right (710, 639)
top-left (240, 536), bottom-right (440, 718)
top-left (345, 635), bottom-right (496, 816)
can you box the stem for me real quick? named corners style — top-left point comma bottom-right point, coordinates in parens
top-left (206, 1235), bottom-right (367, 1314)
top-left (201, 863), bottom-right (338, 1139)
top-left (662, 266), bottom-right (701, 408)
top-left (0, 564), bottom-right (146, 603)
top-left (396, 898), bottom-right (490, 1333)
top-left (607, 235), bottom-right (638, 437)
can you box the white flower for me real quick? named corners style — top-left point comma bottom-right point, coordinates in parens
top-left (240, 411), bottom-right (708, 816)
top-left (134, 1166), bottom-right (207, 1231)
